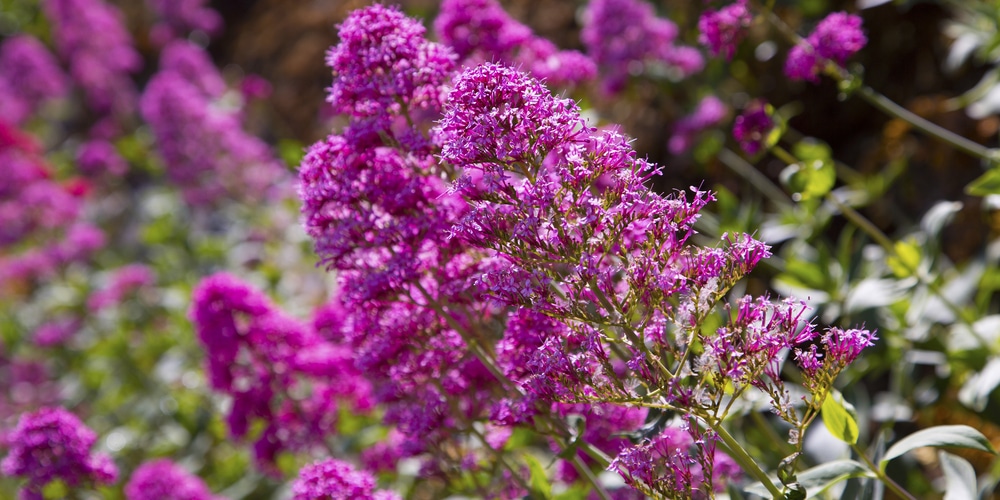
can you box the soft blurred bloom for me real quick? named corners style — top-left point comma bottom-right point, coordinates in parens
top-left (146, 0), bottom-right (223, 45)
top-left (785, 12), bottom-right (866, 83)
top-left (141, 42), bottom-right (287, 207)
top-left (435, 0), bottom-right (595, 86)
top-left (76, 139), bottom-right (128, 177)
top-left (124, 459), bottom-right (220, 500)
top-left (1, 407), bottom-right (117, 497)
top-left (698, 0), bottom-right (752, 60)
top-left (0, 35), bottom-right (70, 125)
top-left (87, 264), bottom-right (155, 311)
top-left (292, 459), bottom-right (399, 500)
top-left (42, 0), bottom-right (141, 117)
top-left (582, 0), bottom-right (703, 94)
top-left (732, 100), bottom-right (774, 155)
top-left (32, 316), bottom-right (81, 346)
top-left (669, 95), bottom-right (728, 154)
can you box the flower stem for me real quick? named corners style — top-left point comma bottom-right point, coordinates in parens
top-left (710, 419), bottom-right (784, 499)
top-left (851, 443), bottom-right (918, 500)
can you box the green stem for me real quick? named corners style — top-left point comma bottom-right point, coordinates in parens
top-left (851, 443), bottom-right (918, 500)
top-left (855, 85), bottom-right (1000, 166)
top-left (711, 420), bottom-right (784, 499)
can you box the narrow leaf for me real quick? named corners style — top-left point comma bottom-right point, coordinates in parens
top-left (967, 168), bottom-right (1000, 196)
top-left (822, 391), bottom-right (859, 444)
top-left (797, 460), bottom-right (874, 498)
top-left (524, 454), bottom-right (552, 499)
top-left (881, 425), bottom-right (997, 470)
top-left (939, 451), bottom-right (978, 500)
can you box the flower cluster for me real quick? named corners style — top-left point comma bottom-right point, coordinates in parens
top-left (0, 407), bottom-right (117, 498)
top-left (434, 0), bottom-right (596, 87)
top-left (87, 264), bottom-right (155, 311)
top-left (292, 459), bottom-right (399, 500)
top-left (145, 0), bottom-right (223, 45)
top-left (124, 459), bottom-right (220, 500)
top-left (140, 40), bottom-right (288, 207)
top-left (190, 273), bottom-right (372, 470)
top-left (0, 121), bottom-right (103, 286)
top-left (669, 95), bottom-right (728, 155)
top-left (582, 0), bottom-right (703, 94)
top-left (42, 0), bottom-right (141, 118)
top-left (325, 4), bottom-right (455, 131)
top-left (732, 100), bottom-right (775, 155)
top-left (698, 0), bottom-right (753, 60)
top-left (0, 35), bottom-right (69, 125)
top-left (785, 12), bottom-right (867, 83)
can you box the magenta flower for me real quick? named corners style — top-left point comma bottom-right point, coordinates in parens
top-left (76, 139), bottom-right (128, 177)
top-left (582, 0), bottom-right (703, 94)
top-left (732, 100), bottom-right (774, 155)
top-left (292, 459), bottom-right (399, 500)
top-left (0, 35), bottom-right (69, 125)
top-left (124, 459), bottom-right (220, 500)
top-left (1, 407), bottom-right (117, 497)
top-left (146, 0), bottom-right (223, 45)
top-left (669, 95), bottom-right (728, 154)
top-left (42, 0), bottom-right (141, 117)
top-left (785, 12), bottom-right (866, 82)
top-left (698, 0), bottom-right (752, 60)
top-left (326, 5), bottom-right (456, 120)
top-left (434, 0), bottom-right (595, 86)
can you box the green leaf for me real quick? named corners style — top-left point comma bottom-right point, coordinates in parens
top-left (966, 168), bottom-right (1000, 196)
top-left (744, 461), bottom-right (873, 499)
top-left (780, 158), bottom-right (836, 201)
top-left (881, 425), bottom-right (997, 470)
top-left (796, 460), bottom-right (874, 497)
top-left (793, 138), bottom-right (832, 162)
top-left (822, 391), bottom-right (859, 444)
top-left (524, 454), bottom-right (552, 499)
top-left (886, 238), bottom-right (922, 278)
top-left (939, 451), bottom-right (978, 500)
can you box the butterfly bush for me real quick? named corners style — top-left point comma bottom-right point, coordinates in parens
top-left (581, 0), bottom-right (704, 94)
top-left (124, 459), bottom-right (220, 500)
top-left (0, 407), bottom-right (117, 499)
top-left (0, 35), bottom-right (69, 125)
top-left (290, 4), bottom-right (880, 497)
top-left (434, 0), bottom-right (596, 87)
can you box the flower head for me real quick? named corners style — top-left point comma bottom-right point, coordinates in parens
top-left (732, 100), bottom-right (774, 155)
top-left (785, 12), bottom-right (866, 83)
top-left (1, 407), bottom-right (117, 495)
top-left (292, 459), bottom-right (399, 500)
top-left (698, 0), bottom-right (752, 60)
top-left (124, 459), bottom-right (220, 500)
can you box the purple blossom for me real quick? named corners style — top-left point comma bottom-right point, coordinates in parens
top-left (582, 0), bottom-right (703, 94)
top-left (140, 45), bottom-right (288, 207)
top-left (32, 316), bottom-right (81, 347)
top-left (732, 100), bottom-right (774, 155)
top-left (610, 424), bottom-right (739, 497)
top-left (0, 407), bottom-right (117, 496)
top-left (434, 0), bottom-right (595, 86)
top-left (292, 459), bottom-right (399, 500)
top-left (796, 327), bottom-right (878, 385)
top-left (87, 264), bottom-right (155, 311)
top-left (0, 35), bottom-right (70, 125)
top-left (76, 139), bottom-right (128, 177)
top-left (698, 0), bottom-right (752, 60)
top-left (146, 0), bottom-right (223, 45)
top-left (785, 12), bottom-right (866, 82)
top-left (42, 0), bottom-right (141, 116)
top-left (326, 5), bottom-right (456, 120)
top-left (190, 273), bottom-right (372, 470)
top-left (124, 459), bottom-right (220, 500)
top-left (669, 95), bottom-right (728, 154)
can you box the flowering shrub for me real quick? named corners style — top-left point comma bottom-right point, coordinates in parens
top-left (3, 0), bottom-right (1000, 499)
